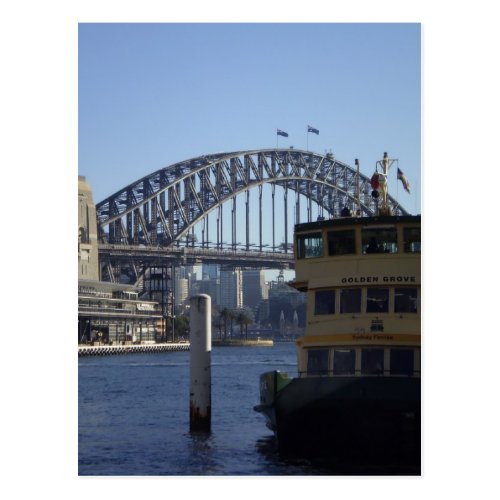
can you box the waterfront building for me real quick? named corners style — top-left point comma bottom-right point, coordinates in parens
top-left (78, 280), bottom-right (163, 344)
top-left (78, 176), bottom-right (99, 281)
top-left (268, 270), bottom-right (306, 309)
top-left (78, 176), bottom-right (163, 344)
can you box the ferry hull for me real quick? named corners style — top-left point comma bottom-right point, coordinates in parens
top-left (256, 372), bottom-right (420, 468)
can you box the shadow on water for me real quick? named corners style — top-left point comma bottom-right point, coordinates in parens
top-left (255, 435), bottom-right (420, 476)
top-left (255, 436), bottom-right (328, 475)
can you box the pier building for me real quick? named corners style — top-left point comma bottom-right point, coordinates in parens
top-left (78, 176), bottom-right (163, 345)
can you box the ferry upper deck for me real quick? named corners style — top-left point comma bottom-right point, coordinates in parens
top-left (292, 214), bottom-right (421, 291)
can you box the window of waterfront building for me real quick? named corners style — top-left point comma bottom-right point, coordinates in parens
top-left (390, 349), bottom-right (414, 376)
top-left (79, 226), bottom-right (88, 244)
top-left (366, 288), bottom-right (389, 313)
top-left (307, 349), bottom-right (329, 375)
top-left (333, 349), bottom-right (356, 375)
top-left (361, 348), bottom-right (384, 375)
top-left (404, 227), bottom-right (421, 253)
top-left (296, 232), bottom-right (323, 259)
top-left (362, 227), bottom-right (398, 254)
top-left (327, 229), bottom-right (356, 255)
top-left (340, 288), bottom-right (361, 313)
top-left (394, 288), bottom-right (418, 313)
top-left (314, 290), bottom-right (336, 315)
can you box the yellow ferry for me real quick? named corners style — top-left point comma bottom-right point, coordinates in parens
top-left (255, 153), bottom-right (421, 471)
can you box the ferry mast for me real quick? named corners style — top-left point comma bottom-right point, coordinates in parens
top-left (375, 152), bottom-right (398, 216)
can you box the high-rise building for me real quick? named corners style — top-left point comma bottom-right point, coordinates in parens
top-left (174, 276), bottom-right (189, 307)
top-left (202, 263), bottom-right (219, 280)
top-left (219, 268), bottom-right (243, 309)
top-left (193, 278), bottom-right (219, 306)
top-left (242, 270), bottom-right (268, 310)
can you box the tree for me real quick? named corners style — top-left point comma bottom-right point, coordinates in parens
top-left (220, 308), bottom-right (234, 340)
top-left (174, 315), bottom-right (190, 339)
top-left (213, 313), bottom-right (224, 339)
top-left (234, 307), bottom-right (255, 339)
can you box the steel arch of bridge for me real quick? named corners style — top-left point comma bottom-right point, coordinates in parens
top-left (96, 148), bottom-right (408, 250)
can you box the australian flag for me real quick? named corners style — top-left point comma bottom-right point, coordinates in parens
top-left (308, 125), bottom-right (319, 135)
top-left (277, 129), bottom-right (288, 137)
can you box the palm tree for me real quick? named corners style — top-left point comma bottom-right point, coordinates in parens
top-left (174, 315), bottom-right (190, 340)
top-left (220, 308), bottom-right (234, 340)
top-left (235, 307), bottom-right (255, 339)
top-left (213, 315), bottom-right (224, 339)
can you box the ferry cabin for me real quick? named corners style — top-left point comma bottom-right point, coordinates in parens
top-left (291, 215), bottom-right (421, 379)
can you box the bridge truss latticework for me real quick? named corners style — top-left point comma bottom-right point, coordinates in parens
top-left (96, 148), bottom-right (408, 253)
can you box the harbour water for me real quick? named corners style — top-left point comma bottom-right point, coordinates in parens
top-left (79, 342), bottom-right (419, 476)
top-left (79, 342), bottom-right (322, 475)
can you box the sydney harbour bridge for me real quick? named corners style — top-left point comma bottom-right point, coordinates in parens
top-left (96, 148), bottom-right (408, 296)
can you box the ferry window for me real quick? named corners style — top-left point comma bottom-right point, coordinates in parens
top-left (366, 288), bottom-right (389, 313)
top-left (390, 349), bottom-right (414, 376)
top-left (307, 349), bottom-right (329, 375)
top-left (315, 290), bottom-right (336, 315)
top-left (394, 288), bottom-right (418, 313)
top-left (333, 349), bottom-right (355, 375)
top-left (361, 348), bottom-right (384, 375)
top-left (327, 229), bottom-right (356, 255)
top-left (340, 288), bottom-right (361, 313)
top-left (296, 232), bottom-right (323, 259)
top-left (404, 227), bottom-right (421, 253)
top-left (362, 228), bottom-right (398, 254)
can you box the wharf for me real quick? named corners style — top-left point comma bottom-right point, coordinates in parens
top-left (212, 339), bottom-right (274, 347)
top-left (78, 342), bottom-right (189, 357)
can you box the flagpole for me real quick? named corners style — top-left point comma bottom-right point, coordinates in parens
top-left (306, 127), bottom-right (309, 151)
top-left (396, 166), bottom-right (399, 204)
top-left (355, 158), bottom-right (360, 216)
top-left (415, 176), bottom-right (418, 215)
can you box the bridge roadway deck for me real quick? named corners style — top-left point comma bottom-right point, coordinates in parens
top-left (99, 244), bottom-right (294, 268)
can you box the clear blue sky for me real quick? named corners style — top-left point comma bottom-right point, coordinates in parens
top-left (79, 23), bottom-right (421, 215)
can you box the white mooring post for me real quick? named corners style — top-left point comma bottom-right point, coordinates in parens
top-left (189, 294), bottom-right (212, 432)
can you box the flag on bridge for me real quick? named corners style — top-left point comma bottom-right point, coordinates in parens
top-left (277, 129), bottom-right (289, 137)
top-left (397, 168), bottom-right (411, 193)
top-left (308, 125), bottom-right (319, 135)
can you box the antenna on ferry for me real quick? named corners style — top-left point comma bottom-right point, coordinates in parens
top-left (355, 158), bottom-right (361, 217)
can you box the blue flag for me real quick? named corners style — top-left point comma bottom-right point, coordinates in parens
top-left (277, 129), bottom-right (288, 137)
top-left (308, 126), bottom-right (319, 135)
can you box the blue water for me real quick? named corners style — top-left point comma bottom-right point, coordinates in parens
top-left (79, 342), bottom-right (330, 475)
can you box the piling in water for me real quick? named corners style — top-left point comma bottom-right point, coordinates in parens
top-left (189, 294), bottom-right (212, 432)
